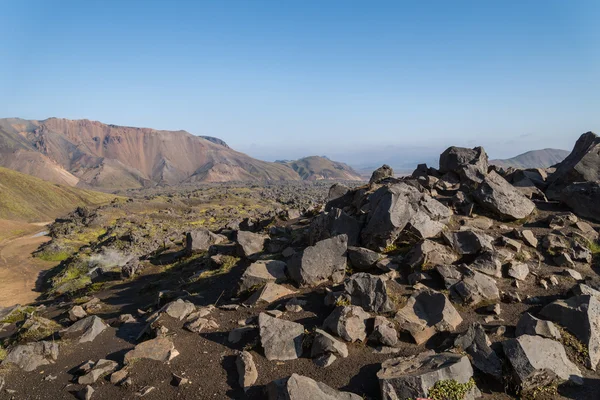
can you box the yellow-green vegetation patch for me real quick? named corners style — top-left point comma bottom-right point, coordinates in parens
top-left (383, 242), bottom-right (413, 255)
top-left (428, 378), bottom-right (476, 400)
top-left (36, 250), bottom-right (71, 262)
top-left (0, 345), bottom-right (6, 361)
top-left (334, 296), bottom-right (351, 307)
top-left (521, 382), bottom-right (559, 400)
top-left (194, 256), bottom-right (240, 280)
top-left (587, 240), bottom-right (600, 255)
top-left (17, 315), bottom-right (62, 342)
top-left (51, 257), bottom-right (93, 295)
top-left (558, 326), bottom-right (589, 364)
top-left (0, 306), bottom-right (36, 324)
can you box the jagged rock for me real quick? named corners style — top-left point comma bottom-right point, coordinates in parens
top-left (311, 329), bottom-right (349, 359)
top-left (258, 313), bottom-right (304, 361)
top-left (542, 233), bottom-right (569, 253)
top-left (344, 273), bottom-right (393, 313)
top-left (236, 351), bottom-right (258, 389)
top-left (347, 246), bottom-right (381, 271)
top-left (408, 272), bottom-right (432, 286)
top-left (499, 236), bottom-right (522, 252)
top-left (69, 305), bottom-right (87, 322)
top-left (507, 262), bottom-right (529, 281)
top-left (240, 260), bottom-right (287, 292)
top-left (288, 234), bottom-right (348, 287)
top-left (516, 229), bottom-right (538, 248)
top-left (236, 230), bottom-right (267, 258)
top-left (436, 265), bottom-right (463, 289)
top-left (323, 305), bottom-right (370, 342)
top-left (375, 257), bottom-right (399, 272)
top-left (313, 353), bottom-right (337, 367)
top-left (361, 183), bottom-right (450, 251)
top-left (540, 294), bottom-right (600, 370)
top-left (439, 146), bottom-right (489, 177)
top-left (110, 368), bottom-right (129, 385)
top-left (60, 315), bottom-right (107, 343)
top-left (443, 230), bottom-right (494, 255)
top-left (516, 313), bottom-right (561, 340)
top-left (546, 131), bottom-right (600, 200)
top-left (571, 241), bottom-right (593, 264)
top-left (328, 183), bottom-right (350, 202)
top-left (378, 351), bottom-right (480, 400)
top-left (77, 386), bottom-right (94, 400)
top-left (267, 373), bottom-right (362, 400)
top-left (575, 221), bottom-right (599, 241)
top-left (405, 240), bottom-right (458, 269)
top-left (503, 335), bottom-right (583, 388)
top-left (184, 317), bottom-right (218, 333)
top-left (78, 359), bottom-right (119, 384)
top-left (548, 212), bottom-right (578, 229)
top-left (572, 283), bottom-right (600, 297)
top-left (470, 251), bottom-right (502, 277)
top-left (309, 208), bottom-right (361, 246)
top-left (1, 341), bottom-right (59, 372)
top-left (370, 316), bottom-right (398, 346)
top-left (186, 228), bottom-right (226, 253)
top-left (473, 171), bottom-right (535, 220)
top-left (395, 289), bottom-right (462, 345)
top-left (453, 269), bottom-right (499, 304)
top-left (245, 282), bottom-right (295, 305)
top-left (162, 299), bottom-right (195, 320)
top-left (121, 258), bottom-right (142, 278)
top-left (124, 337), bottom-right (179, 364)
top-left (563, 267), bottom-right (581, 280)
top-left (454, 323), bottom-right (502, 379)
top-left (370, 164), bottom-right (394, 184)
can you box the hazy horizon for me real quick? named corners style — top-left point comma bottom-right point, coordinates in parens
top-left (1, 1), bottom-right (598, 166)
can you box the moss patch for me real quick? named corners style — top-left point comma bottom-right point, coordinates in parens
top-left (558, 326), bottom-right (589, 364)
top-left (428, 378), bottom-right (476, 400)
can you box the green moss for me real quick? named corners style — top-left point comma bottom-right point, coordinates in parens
top-left (194, 256), bottom-right (239, 280)
top-left (36, 250), bottom-right (71, 262)
top-left (0, 346), bottom-right (6, 361)
top-left (521, 382), bottom-right (559, 399)
top-left (587, 240), bottom-right (600, 255)
top-left (559, 326), bottom-right (589, 364)
top-left (428, 378), bottom-right (476, 400)
top-left (17, 315), bottom-right (61, 342)
top-left (0, 306), bottom-right (36, 324)
top-left (335, 297), bottom-right (351, 307)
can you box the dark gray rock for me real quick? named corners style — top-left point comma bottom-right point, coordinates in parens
top-left (78, 359), bottom-right (119, 384)
top-left (561, 182), bottom-right (600, 222)
top-left (439, 146), bottom-right (489, 177)
top-left (347, 246), bottom-right (381, 271)
top-left (267, 373), bottom-right (362, 400)
top-left (370, 316), bottom-right (398, 346)
top-left (288, 235), bottom-right (348, 287)
top-left (470, 251), bottom-right (502, 278)
top-left (515, 313), bottom-right (561, 340)
top-left (258, 313), bottom-right (304, 361)
top-left (406, 240), bottom-right (458, 269)
top-left (240, 260), bottom-right (287, 292)
top-left (453, 269), bottom-right (500, 304)
top-left (311, 329), bottom-right (349, 359)
top-left (60, 315), bottom-right (107, 343)
top-left (344, 273), bottom-right (393, 313)
top-left (443, 230), bottom-right (494, 255)
top-left (186, 228), bottom-right (226, 253)
top-left (378, 351), bottom-right (480, 400)
top-left (309, 208), bottom-right (361, 247)
top-left (236, 231), bottom-right (268, 258)
top-left (473, 171), bottom-right (536, 220)
top-left (1, 341), bottom-right (59, 372)
top-left (370, 164), bottom-right (394, 184)
top-left (454, 323), bottom-right (502, 379)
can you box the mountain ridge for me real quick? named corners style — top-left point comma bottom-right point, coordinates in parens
top-left (490, 148), bottom-right (570, 169)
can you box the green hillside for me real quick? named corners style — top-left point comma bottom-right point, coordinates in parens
top-left (0, 167), bottom-right (116, 222)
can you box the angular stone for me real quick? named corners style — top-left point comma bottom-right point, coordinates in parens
top-left (470, 251), bottom-right (502, 278)
top-left (311, 329), bottom-right (349, 359)
top-left (60, 315), bottom-right (107, 343)
top-left (455, 323), bottom-right (502, 379)
top-left (540, 295), bottom-right (600, 370)
top-left (78, 359), bottom-right (118, 385)
top-left (245, 282), bottom-right (295, 305)
top-left (473, 171), bottom-right (536, 220)
top-left (1, 341), bottom-right (59, 372)
top-left (267, 373), bottom-right (362, 400)
top-left (406, 240), bottom-right (458, 269)
top-left (258, 313), bottom-right (304, 361)
top-left (236, 351), bottom-right (258, 388)
top-left (288, 235), bottom-right (348, 287)
top-left (518, 230), bottom-right (538, 248)
top-left (378, 352), bottom-right (480, 400)
top-left (370, 164), bottom-right (394, 184)
top-left (124, 337), bottom-right (178, 364)
top-left (323, 306), bottom-right (370, 343)
top-left (186, 228), bottom-right (226, 253)
top-left (69, 305), bottom-right (87, 322)
top-left (344, 273), bottom-right (393, 313)
top-left (347, 246), bottom-right (381, 271)
top-left (439, 146), bottom-right (488, 177)
top-left (436, 265), bottom-right (463, 289)
top-left (236, 231), bottom-right (267, 258)
top-left (184, 317), bottom-right (218, 333)
top-left (370, 316), bottom-right (398, 346)
top-left (453, 269), bottom-right (499, 304)
top-left (503, 335), bottom-right (583, 388)
top-left (309, 208), bottom-right (361, 247)
top-left (240, 260), bottom-right (287, 292)
top-left (77, 386), bottom-right (94, 400)
top-left (162, 299), bottom-right (195, 320)
top-left (516, 313), bottom-right (561, 340)
top-left (443, 230), bottom-right (494, 255)
top-left (507, 262), bottom-right (529, 281)
top-left (395, 289), bottom-right (462, 345)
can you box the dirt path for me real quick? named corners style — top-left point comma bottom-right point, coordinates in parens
top-left (0, 224), bottom-right (55, 307)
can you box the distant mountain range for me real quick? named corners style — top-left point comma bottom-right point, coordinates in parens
top-left (0, 166), bottom-right (115, 222)
top-left (0, 118), bottom-right (363, 189)
top-left (490, 148), bottom-right (570, 169)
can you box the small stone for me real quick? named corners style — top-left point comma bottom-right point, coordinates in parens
top-left (564, 269), bottom-right (583, 281)
top-left (236, 351), bottom-right (258, 388)
top-left (507, 262), bottom-right (529, 281)
top-left (172, 373), bottom-right (189, 386)
top-left (69, 305), bottom-right (87, 322)
top-left (77, 385), bottom-right (94, 400)
top-left (313, 353), bottom-right (337, 367)
top-left (136, 386), bottom-right (155, 397)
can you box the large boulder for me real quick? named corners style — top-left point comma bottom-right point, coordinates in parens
top-left (323, 305), bottom-right (370, 342)
top-left (239, 260), bottom-right (287, 292)
top-left (395, 289), bottom-right (462, 345)
top-left (60, 315), bottom-right (107, 343)
top-left (344, 273), bottom-right (393, 313)
top-left (378, 351), bottom-right (480, 400)
top-left (540, 294), bottom-right (600, 370)
top-left (258, 313), bottom-right (304, 361)
top-left (347, 246), bottom-right (381, 271)
top-left (267, 373), bottom-right (362, 400)
top-left (309, 208), bottom-right (361, 246)
top-left (439, 146), bottom-right (489, 177)
top-left (1, 341), bottom-right (59, 372)
top-left (185, 228), bottom-right (225, 253)
top-left (370, 164), bottom-right (394, 184)
top-left (561, 182), bottom-right (600, 222)
top-left (124, 337), bottom-right (179, 364)
top-left (503, 335), bottom-right (583, 388)
top-left (361, 183), bottom-right (450, 251)
top-left (236, 230), bottom-right (267, 258)
top-left (287, 235), bottom-right (348, 287)
top-left (472, 171), bottom-right (536, 220)
top-left (546, 131), bottom-right (600, 200)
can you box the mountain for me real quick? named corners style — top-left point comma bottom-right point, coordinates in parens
top-left (0, 118), bottom-right (300, 189)
top-left (278, 156), bottom-right (363, 181)
top-left (0, 166), bottom-right (115, 222)
top-left (490, 148), bottom-right (570, 169)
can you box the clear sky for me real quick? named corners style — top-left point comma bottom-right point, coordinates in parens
top-left (1, 1), bottom-right (599, 166)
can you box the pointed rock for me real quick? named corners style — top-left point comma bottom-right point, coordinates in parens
top-left (258, 313), bottom-right (304, 361)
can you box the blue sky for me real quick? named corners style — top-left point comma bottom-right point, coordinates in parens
top-left (1, 1), bottom-right (599, 166)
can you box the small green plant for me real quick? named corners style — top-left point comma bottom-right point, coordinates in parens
top-left (587, 240), bottom-right (600, 255)
top-left (335, 296), bottom-right (351, 307)
top-left (0, 346), bottom-right (6, 361)
top-left (520, 381), bottom-right (559, 399)
top-left (0, 306), bottom-right (36, 324)
top-left (428, 378), bottom-right (476, 400)
top-left (559, 326), bottom-right (589, 364)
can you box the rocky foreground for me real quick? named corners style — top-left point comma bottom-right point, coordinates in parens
top-left (1, 132), bottom-right (600, 399)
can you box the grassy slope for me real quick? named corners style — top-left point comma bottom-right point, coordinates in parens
top-left (0, 167), bottom-right (116, 222)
